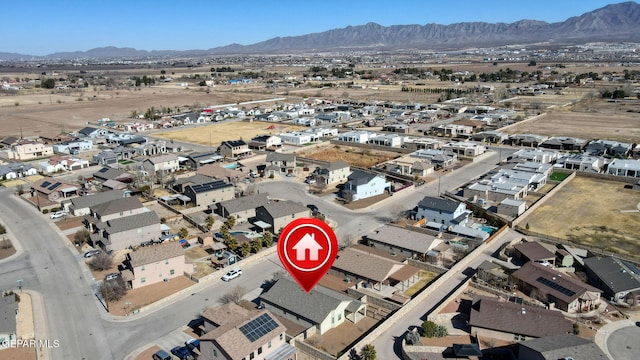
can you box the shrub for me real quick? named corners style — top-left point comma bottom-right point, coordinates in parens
top-left (42, 209), bottom-right (49, 214)
top-left (88, 253), bottom-right (113, 271)
top-left (0, 223), bottom-right (6, 235)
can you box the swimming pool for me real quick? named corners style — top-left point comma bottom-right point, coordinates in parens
top-left (475, 224), bottom-right (497, 234)
top-left (223, 163), bottom-right (239, 169)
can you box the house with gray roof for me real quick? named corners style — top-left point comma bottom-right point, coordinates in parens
top-left (583, 256), bottom-right (640, 305)
top-left (89, 211), bottom-right (161, 251)
top-left (415, 196), bottom-right (471, 227)
top-left (340, 170), bottom-right (390, 202)
top-left (171, 173), bottom-right (214, 193)
top-left (259, 276), bottom-right (366, 336)
top-left (85, 196), bottom-right (145, 223)
top-left (540, 136), bottom-right (588, 151)
top-left (585, 139), bottom-right (633, 157)
top-left (93, 166), bottom-right (133, 183)
top-left (122, 242), bottom-right (192, 289)
top-left (519, 334), bottom-right (608, 360)
top-left (185, 151), bottom-right (223, 169)
top-left (218, 140), bottom-right (252, 159)
top-left (469, 295), bottom-right (573, 342)
top-left (254, 201), bottom-right (310, 233)
top-left (67, 190), bottom-right (125, 216)
top-left (183, 180), bottom-right (234, 206)
top-left (512, 241), bottom-right (556, 266)
top-left (364, 225), bottom-right (443, 262)
top-left (264, 152), bottom-right (296, 176)
top-left (607, 159), bottom-right (640, 178)
top-left (0, 295), bottom-right (18, 344)
top-left (310, 160), bottom-right (351, 185)
top-left (0, 163), bottom-right (36, 180)
top-left (199, 303), bottom-right (294, 360)
top-left (213, 193), bottom-right (270, 224)
top-left (556, 154), bottom-right (604, 172)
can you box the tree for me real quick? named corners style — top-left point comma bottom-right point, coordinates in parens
top-left (100, 277), bottom-right (127, 302)
top-left (0, 223), bottom-right (6, 235)
top-left (359, 344), bottom-right (376, 360)
top-left (178, 227), bottom-right (189, 239)
top-left (261, 231), bottom-right (274, 248)
top-left (220, 286), bottom-right (246, 304)
top-left (41, 78), bottom-right (56, 89)
top-left (421, 320), bottom-right (437, 337)
top-left (225, 215), bottom-right (236, 229)
top-left (205, 216), bottom-right (215, 229)
top-left (238, 241), bottom-right (251, 257)
top-left (250, 238), bottom-right (262, 253)
top-left (88, 253), bottom-right (113, 271)
top-left (74, 228), bottom-right (90, 246)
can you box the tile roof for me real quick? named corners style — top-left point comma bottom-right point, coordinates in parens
top-left (144, 153), bottom-right (178, 164)
top-left (70, 190), bottom-right (125, 211)
top-left (366, 225), bottom-right (440, 254)
top-left (469, 295), bottom-right (573, 338)
top-left (332, 247), bottom-right (405, 283)
top-left (129, 242), bottom-right (184, 268)
top-left (345, 170), bottom-right (378, 186)
top-left (105, 211), bottom-right (160, 234)
top-left (216, 193), bottom-right (270, 214)
top-left (90, 197), bottom-right (142, 217)
top-left (200, 303), bottom-right (285, 360)
top-left (260, 200), bottom-right (309, 219)
top-left (260, 276), bottom-right (362, 325)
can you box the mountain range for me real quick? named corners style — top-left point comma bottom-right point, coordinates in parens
top-left (3, 1), bottom-right (640, 60)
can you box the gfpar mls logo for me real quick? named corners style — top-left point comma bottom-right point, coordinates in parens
top-left (0, 339), bottom-right (60, 349)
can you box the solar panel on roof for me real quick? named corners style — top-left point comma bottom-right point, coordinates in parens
top-left (536, 277), bottom-right (576, 297)
top-left (48, 182), bottom-right (62, 190)
top-left (99, 167), bottom-right (109, 173)
top-left (40, 181), bottom-right (51, 188)
top-left (239, 313), bottom-right (279, 342)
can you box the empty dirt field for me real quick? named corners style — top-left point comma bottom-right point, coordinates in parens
top-left (153, 121), bottom-right (305, 147)
top-left (523, 176), bottom-right (640, 261)
top-left (502, 100), bottom-right (640, 143)
top-left (298, 145), bottom-right (399, 168)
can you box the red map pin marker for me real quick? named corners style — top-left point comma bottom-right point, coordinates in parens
top-left (277, 217), bottom-right (338, 293)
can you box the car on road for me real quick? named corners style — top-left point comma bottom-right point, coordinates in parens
top-left (50, 210), bottom-right (66, 219)
top-left (104, 273), bottom-right (120, 281)
top-left (221, 268), bottom-right (242, 281)
top-left (179, 239), bottom-right (190, 248)
top-left (171, 345), bottom-right (193, 360)
top-left (306, 204), bottom-right (319, 213)
top-left (286, 172), bottom-right (294, 177)
top-left (304, 178), bottom-right (316, 184)
top-left (83, 249), bottom-right (102, 258)
top-left (152, 349), bottom-right (172, 360)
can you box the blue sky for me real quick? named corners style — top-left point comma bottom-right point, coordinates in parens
top-left (1, 0), bottom-right (628, 55)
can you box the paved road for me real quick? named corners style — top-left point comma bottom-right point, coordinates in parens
top-left (606, 323), bottom-right (640, 360)
top-left (0, 148), bottom-right (508, 359)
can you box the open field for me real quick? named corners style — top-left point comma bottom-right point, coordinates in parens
top-left (502, 101), bottom-right (640, 143)
top-left (523, 176), bottom-right (640, 261)
top-left (154, 121), bottom-right (306, 147)
top-left (298, 145), bottom-right (399, 168)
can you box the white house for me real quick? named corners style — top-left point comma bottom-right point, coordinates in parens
top-left (415, 196), bottom-right (472, 227)
top-left (142, 153), bottom-right (180, 175)
top-left (442, 141), bottom-right (486, 157)
top-left (607, 159), bottom-right (640, 178)
top-left (338, 130), bottom-right (378, 143)
top-left (341, 170), bottom-right (390, 201)
top-left (53, 139), bottom-right (93, 154)
top-left (367, 134), bottom-right (404, 147)
top-left (278, 131), bottom-right (318, 145)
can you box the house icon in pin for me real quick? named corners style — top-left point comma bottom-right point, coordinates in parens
top-left (292, 233), bottom-right (323, 261)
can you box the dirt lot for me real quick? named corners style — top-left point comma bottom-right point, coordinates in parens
top-left (503, 100), bottom-right (640, 143)
top-left (0, 347), bottom-right (37, 360)
top-left (0, 239), bottom-right (16, 260)
top-left (108, 275), bottom-right (195, 316)
top-left (523, 176), bottom-right (640, 260)
top-left (154, 121), bottom-right (306, 147)
top-left (298, 145), bottom-right (399, 168)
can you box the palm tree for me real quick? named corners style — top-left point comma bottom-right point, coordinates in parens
top-left (360, 344), bottom-right (376, 360)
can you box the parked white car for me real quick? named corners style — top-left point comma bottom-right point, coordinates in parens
top-left (50, 210), bottom-right (66, 219)
top-left (221, 268), bottom-right (242, 281)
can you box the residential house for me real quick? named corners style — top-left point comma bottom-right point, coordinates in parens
top-left (584, 139), bottom-right (632, 157)
top-left (183, 180), bottom-right (235, 206)
top-left (218, 140), bottom-right (252, 159)
top-left (39, 156), bottom-right (89, 173)
top-left (382, 157), bottom-right (434, 177)
top-left (583, 256), bottom-right (640, 305)
top-left (401, 137), bottom-right (443, 151)
top-left (93, 150), bottom-right (119, 166)
top-left (607, 159), bottom-right (640, 178)
top-left (121, 242), bottom-right (192, 289)
top-left (470, 131), bottom-right (508, 144)
top-left (30, 177), bottom-right (79, 202)
top-left (497, 198), bottom-right (526, 217)
top-left (198, 302), bottom-right (295, 360)
top-left (67, 190), bottom-right (126, 216)
top-left (367, 134), bottom-right (404, 147)
top-left (512, 241), bottom-right (556, 266)
top-left (429, 124), bottom-right (473, 138)
top-left (0, 295), bottom-right (18, 345)
top-left (510, 149), bottom-right (559, 164)
top-left (254, 201), bottom-right (310, 233)
top-left (506, 134), bottom-right (549, 148)
top-left (337, 131), bottom-right (379, 143)
top-left (0, 163), bottom-right (37, 180)
top-left (512, 262), bottom-right (601, 312)
top-left (93, 167), bottom-right (133, 183)
top-left (78, 126), bottom-right (108, 138)
top-left (52, 139), bottom-right (93, 154)
top-left (197, 164), bottom-right (242, 183)
top-left (555, 154), bottom-right (604, 172)
top-left (249, 135), bottom-right (282, 150)
top-left (84, 197), bottom-right (146, 224)
top-left (330, 247), bottom-right (420, 291)
top-left (409, 149), bottom-right (457, 168)
top-left (415, 196), bottom-right (472, 227)
top-left (464, 179), bottom-right (528, 202)
top-left (340, 170), bottom-right (390, 201)
top-left (490, 169), bottom-right (547, 191)
top-left (510, 162), bottom-right (554, 177)
top-left (310, 160), bottom-right (351, 186)
top-left (382, 124), bottom-right (411, 134)
top-left (468, 295), bottom-right (573, 342)
top-left (172, 174), bottom-right (214, 193)
top-left (265, 153), bottom-right (296, 176)
top-left (259, 276), bottom-right (366, 337)
top-left (186, 151), bottom-right (225, 169)
top-left (363, 225), bottom-right (443, 262)
top-left (518, 334), bottom-right (608, 360)
top-left (39, 133), bottom-right (73, 145)
top-left (278, 131), bottom-right (319, 145)
top-left (135, 141), bottom-right (167, 156)
top-left (442, 142), bottom-right (486, 157)
top-left (540, 137), bottom-right (588, 151)
top-left (88, 211), bottom-right (161, 251)
top-left (214, 193), bottom-right (270, 224)
top-left (8, 140), bottom-right (54, 160)
top-left (142, 153), bottom-right (180, 176)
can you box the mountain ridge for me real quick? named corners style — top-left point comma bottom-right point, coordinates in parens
top-left (2, 1), bottom-right (639, 59)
